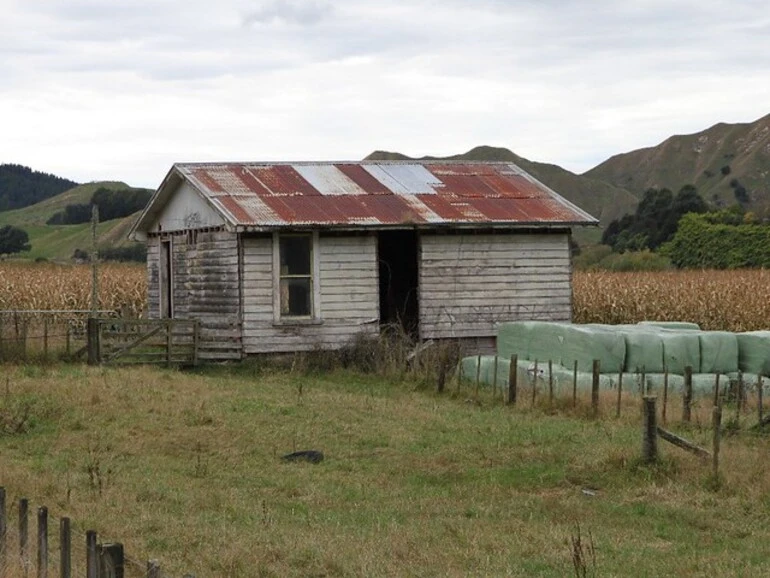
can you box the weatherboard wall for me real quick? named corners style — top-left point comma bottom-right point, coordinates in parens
top-left (146, 230), bottom-right (242, 360)
top-left (241, 233), bottom-right (378, 354)
top-left (418, 232), bottom-right (572, 341)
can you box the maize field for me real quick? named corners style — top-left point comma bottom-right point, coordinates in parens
top-left (573, 269), bottom-right (770, 332)
top-left (0, 262), bottom-right (145, 317)
top-left (2, 263), bottom-right (770, 333)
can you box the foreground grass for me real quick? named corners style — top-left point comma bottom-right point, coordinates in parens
top-left (1, 364), bottom-right (770, 577)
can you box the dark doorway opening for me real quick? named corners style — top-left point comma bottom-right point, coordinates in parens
top-left (378, 230), bottom-right (419, 337)
top-left (160, 239), bottom-right (173, 318)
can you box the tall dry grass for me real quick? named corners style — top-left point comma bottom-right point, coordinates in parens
top-left (574, 269), bottom-right (770, 331)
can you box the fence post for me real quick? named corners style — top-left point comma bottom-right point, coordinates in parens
top-left (616, 367), bottom-right (623, 418)
top-left (662, 368), bottom-right (669, 425)
top-left (86, 531), bottom-right (98, 578)
top-left (20, 498), bottom-right (29, 571)
top-left (87, 318), bottom-right (100, 366)
top-left (713, 374), bottom-right (721, 407)
top-left (37, 507), bottom-right (48, 578)
top-left (683, 366), bottom-right (693, 423)
top-left (0, 487), bottom-right (6, 570)
top-left (548, 360), bottom-right (554, 406)
top-left (474, 354), bottom-right (481, 399)
top-left (712, 405), bottom-right (722, 478)
top-left (591, 359), bottom-right (600, 418)
top-left (99, 543), bottom-right (124, 578)
top-left (759, 375), bottom-right (764, 425)
top-left (572, 360), bottom-right (578, 407)
top-left (737, 371), bottom-right (744, 417)
top-left (147, 560), bottom-right (161, 578)
top-left (642, 396), bottom-right (658, 463)
top-left (507, 354), bottom-right (517, 406)
top-left (60, 517), bottom-right (71, 578)
top-left (532, 360), bottom-right (539, 406)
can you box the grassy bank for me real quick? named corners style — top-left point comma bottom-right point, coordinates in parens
top-left (1, 364), bottom-right (769, 576)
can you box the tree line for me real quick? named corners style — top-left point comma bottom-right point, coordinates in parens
top-left (0, 164), bottom-right (78, 211)
top-left (47, 186), bottom-right (151, 225)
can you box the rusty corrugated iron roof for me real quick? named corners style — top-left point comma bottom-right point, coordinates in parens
top-left (133, 161), bottom-right (598, 235)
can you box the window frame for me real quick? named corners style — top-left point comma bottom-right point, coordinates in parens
top-left (272, 231), bottom-right (321, 324)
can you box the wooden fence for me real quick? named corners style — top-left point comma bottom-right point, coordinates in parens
top-left (452, 355), bottom-right (767, 474)
top-left (87, 319), bottom-right (199, 367)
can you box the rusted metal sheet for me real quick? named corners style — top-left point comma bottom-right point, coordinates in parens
top-left (152, 161), bottom-right (598, 230)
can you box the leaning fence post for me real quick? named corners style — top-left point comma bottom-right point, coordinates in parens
top-left (20, 498), bottom-right (29, 571)
top-left (147, 559), bottom-right (161, 578)
top-left (37, 506), bottom-right (48, 578)
top-left (507, 354), bottom-right (517, 406)
top-left (86, 531), bottom-right (98, 578)
top-left (0, 487), bottom-right (6, 570)
top-left (591, 359), bottom-right (600, 418)
top-left (662, 367), bottom-right (669, 425)
top-left (642, 396), bottom-right (658, 463)
top-left (60, 517), bottom-right (71, 578)
top-left (712, 405), bottom-right (722, 478)
top-left (683, 366), bottom-right (693, 423)
top-left (713, 374), bottom-right (721, 407)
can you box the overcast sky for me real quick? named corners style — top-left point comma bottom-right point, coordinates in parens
top-left (2, 0), bottom-right (769, 188)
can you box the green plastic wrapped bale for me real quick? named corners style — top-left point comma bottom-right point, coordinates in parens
top-left (659, 330), bottom-right (701, 375)
top-left (496, 321), bottom-right (569, 363)
top-left (459, 355), bottom-right (514, 388)
top-left (699, 332), bottom-right (739, 374)
top-left (736, 331), bottom-right (770, 375)
top-left (559, 324), bottom-right (626, 374)
top-left (638, 321), bottom-right (701, 330)
top-left (644, 373), bottom-right (685, 394)
top-left (618, 328), bottom-right (664, 374)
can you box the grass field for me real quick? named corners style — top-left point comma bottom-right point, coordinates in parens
top-left (1, 363), bottom-right (770, 577)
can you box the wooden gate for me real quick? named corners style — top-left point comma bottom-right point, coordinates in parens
top-left (87, 318), bottom-right (199, 366)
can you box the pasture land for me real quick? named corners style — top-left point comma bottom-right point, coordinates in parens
top-left (1, 364), bottom-right (770, 576)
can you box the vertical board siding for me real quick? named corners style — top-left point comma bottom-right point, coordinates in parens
top-left (146, 230), bottom-right (241, 359)
top-left (419, 233), bottom-right (571, 340)
top-left (242, 234), bottom-right (378, 354)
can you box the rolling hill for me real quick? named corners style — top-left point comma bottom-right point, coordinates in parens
top-left (586, 113), bottom-right (770, 208)
top-left (0, 181), bottom-right (143, 261)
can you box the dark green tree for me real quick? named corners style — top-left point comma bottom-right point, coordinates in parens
top-left (0, 225), bottom-right (31, 254)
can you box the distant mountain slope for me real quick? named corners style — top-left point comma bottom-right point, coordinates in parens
top-left (0, 181), bottom-right (143, 261)
top-left (585, 113), bottom-right (770, 207)
top-left (0, 164), bottom-right (78, 211)
top-left (365, 146), bottom-right (639, 227)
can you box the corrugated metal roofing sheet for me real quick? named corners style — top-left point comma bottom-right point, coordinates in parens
top-left (151, 161), bottom-right (598, 230)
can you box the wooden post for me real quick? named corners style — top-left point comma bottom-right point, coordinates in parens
top-left (737, 371), bottom-right (745, 415)
top-left (91, 205), bottom-right (100, 316)
top-left (99, 542), bottom-right (124, 578)
top-left (713, 374), bottom-right (721, 407)
top-left (147, 560), bottom-right (161, 578)
top-left (492, 355), bottom-right (499, 395)
top-left (474, 354), bottom-right (481, 399)
top-left (616, 367), bottom-right (623, 418)
top-left (507, 354), bottom-right (517, 406)
top-left (641, 366), bottom-right (647, 395)
top-left (60, 517), bottom-right (71, 578)
top-left (86, 531), bottom-right (98, 578)
top-left (572, 360), bottom-right (578, 407)
top-left (683, 366), bottom-right (693, 423)
top-left (86, 318), bottom-right (100, 366)
top-left (642, 396), bottom-right (658, 463)
top-left (37, 507), bottom-right (48, 578)
top-left (0, 487), bottom-right (6, 570)
top-left (712, 405), bottom-right (722, 478)
top-left (532, 359), bottom-right (538, 406)
top-left (43, 318), bottom-right (49, 360)
top-left (548, 359), bottom-right (554, 406)
top-left (758, 375), bottom-right (764, 425)
top-left (591, 359), bottom-right (600, 418)
top-left (20, 498), bottom-right (29, 571)
top-left (662, 368), bottom-right (669, 425)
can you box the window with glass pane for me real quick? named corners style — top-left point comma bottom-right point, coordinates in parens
top-left (279, 235), bottom-right (313, 317)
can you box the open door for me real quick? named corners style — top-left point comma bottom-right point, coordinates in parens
top-left (378, 231), bottom-right (419, 337)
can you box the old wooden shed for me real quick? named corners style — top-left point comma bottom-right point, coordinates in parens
top-left (129, 161), bottom-right (597, 359)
